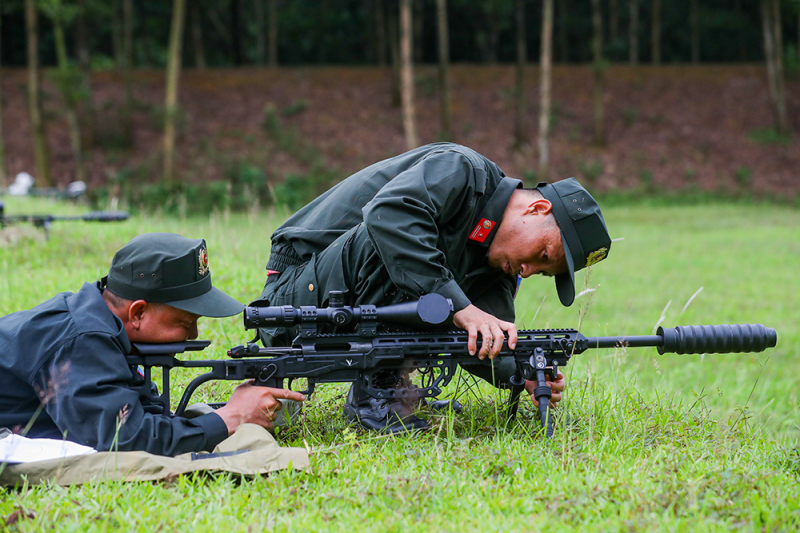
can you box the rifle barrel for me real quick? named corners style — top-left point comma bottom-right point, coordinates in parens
top-left (587, 324), bottom-right (776, 355)
top-left (585, 335), bottom-right (663, 349)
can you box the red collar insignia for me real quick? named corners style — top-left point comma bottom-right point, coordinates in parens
top-left (469, 218), bottom-right (496, 243)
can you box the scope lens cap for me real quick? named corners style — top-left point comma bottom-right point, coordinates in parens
top-left (417, 294), bottom-right (453, 325)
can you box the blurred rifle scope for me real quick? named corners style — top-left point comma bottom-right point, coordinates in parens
top-left (0, 202), bottom-right (129, 227)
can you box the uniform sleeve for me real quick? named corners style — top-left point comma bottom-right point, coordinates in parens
top-left (36, 333), bottom-right (228, 457)
top-left (361, 151), bottom-right (483, 311)
top-left (468, 274), bottom-right (517, 322)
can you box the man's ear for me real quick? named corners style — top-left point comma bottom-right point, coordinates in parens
top-left (522, 198), bottom-right (553, 216)
top-left (128, 300), bottom-right (148, 331)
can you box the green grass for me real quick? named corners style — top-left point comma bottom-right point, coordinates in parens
top-left (1, 196), bottom-right (799, 531)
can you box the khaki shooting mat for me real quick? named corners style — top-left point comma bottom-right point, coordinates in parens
top-left (0, 424), bottom-right (310, 487)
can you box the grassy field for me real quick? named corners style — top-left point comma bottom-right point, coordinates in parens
top-left (1, 196), bottom-right (798, 531)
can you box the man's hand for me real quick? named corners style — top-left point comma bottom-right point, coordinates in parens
top-left (453, 304), bottom-right (518, 360)
top-left (525, 370), bottom-right (565, 408)
top-left (216, 380), bottom-right (305, 434)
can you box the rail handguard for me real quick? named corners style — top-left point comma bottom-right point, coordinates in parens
top-left (126, 292), bottom-right (777, 438)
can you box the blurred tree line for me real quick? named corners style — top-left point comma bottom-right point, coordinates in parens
top-left (0, 0), bottom-right (797, 203)
top-left (1, 0), bottom-right (797, 67)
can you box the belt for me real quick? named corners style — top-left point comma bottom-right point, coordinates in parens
top-left (266, 243), bottom-right (305, 271)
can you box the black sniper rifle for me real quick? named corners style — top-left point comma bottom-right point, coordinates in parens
top-left (127, 291), bottom-right (778, 437)
top-left (0, 201), bottom-right (129, 238)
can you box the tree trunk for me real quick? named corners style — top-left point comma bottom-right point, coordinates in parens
top-left (76, 1), bottom-right (91, 83)
top-left (539, 0), bottom-right (554, 179)
top-left (375, 0), bottom-right (387, 67)
top-left (609, 0), bottom-right (619, 45)
top-left (413, 0), bottom-right (423, 64)
top-left (629, 0), bottom-right (639, 65)
top-left (690, 0), bottom-right (699, 64)
top-left (112, 0), bottom-right (122, 67)
top-left (484, 9), bottom-right (500, 64)
top-left (735, 0), bottom-right (745, 61)
top-left (760, 0), bottom-right (789, 136)
top-left (206, 2), bottom-right (233, 53)
top-left (75, 0), bottom-right (95, 148)
top-left (591, 0), bottom-right (605, 147)
top-left (122, 0), bottom-right (134, 144)
top-left (513, 0), bottom-right (527, 148)
top-left (255, 0), bottom-right (264, 65)
top-left (231, 0), bottom-right (244, 65)
top-left (770, 0), bottom-right (787, 133)
top-left (389, 2), bottom-right (401, 108)
top-left (164, 0), bottom-right (186, 184)
top-left (400, 0), bottom-right (418, 149)
top-left (436, 0), bottom-right (451, 140)
top-left (51, 4), bottom-right (87, 183)
top-left (191, 0), bottom-right (206, 68)
top-left (25, 0), bottom-right (51, 187)
top-left (268, 0), bottom-right (278, 67)
top-left (0, 5), bottom-right (6, 188)
top-left (558, 0), bottom-right (569, 63)
top-left (651, 0), bottom-right (661, 65)
top-left (761, 0), bottom-right (777, 105)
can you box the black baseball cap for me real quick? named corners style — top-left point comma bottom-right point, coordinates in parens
top-left (102, 233), bottom-right (244, 317)
top-left (536, 178), bottom-right (611, 307)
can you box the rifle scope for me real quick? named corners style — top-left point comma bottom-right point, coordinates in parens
top-left (586, 324), bottom-right (777, 355)
top-left (244, 291), bottom-right (454, 330)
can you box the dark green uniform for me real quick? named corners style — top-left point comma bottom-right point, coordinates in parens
top-left (261, 143), bottom-right (523, 384)
top-left (0, 282), bottom-right (228, 456)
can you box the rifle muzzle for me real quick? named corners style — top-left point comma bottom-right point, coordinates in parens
top-left (657, 324), bottom-right (777, 355)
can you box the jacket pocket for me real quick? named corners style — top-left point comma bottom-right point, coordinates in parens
top-left (292, 253), bottom-right (321, 307)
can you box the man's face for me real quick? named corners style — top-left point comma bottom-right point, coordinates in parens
top-left (128, 303), bottom-right (200, 344)
top-left (487, 199), bottom-right (568, 280)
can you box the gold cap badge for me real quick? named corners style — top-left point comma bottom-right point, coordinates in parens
top-left (198, 247), bottom-right (210, 276)
top-left (585, 247), bottom-right (608, 267)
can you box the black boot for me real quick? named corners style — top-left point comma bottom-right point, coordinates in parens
top-left (343, 372), bottom-right (430, 434)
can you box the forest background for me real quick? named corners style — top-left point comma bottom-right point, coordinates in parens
top-left (0, 0), bottom-right (798, 212)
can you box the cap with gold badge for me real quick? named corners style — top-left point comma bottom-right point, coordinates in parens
top-left (102, 233), bottom-right (244, 317)
top-left (536, 178), bottom-right (611, 307)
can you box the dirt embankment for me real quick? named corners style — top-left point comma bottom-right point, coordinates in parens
top-left (2, 64), bottom-right (798, 197)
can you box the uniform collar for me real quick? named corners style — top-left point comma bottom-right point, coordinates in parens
top-left (94, 280), bottom-right (133, 354)
top-left (468, 177), bottom-right (522, 250)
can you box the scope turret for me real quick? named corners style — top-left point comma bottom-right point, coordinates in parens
top-left (244, 292), bottom-right (454, 330)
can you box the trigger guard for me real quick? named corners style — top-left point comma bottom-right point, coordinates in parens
top-left (287, 378), bottom-right (314, 396)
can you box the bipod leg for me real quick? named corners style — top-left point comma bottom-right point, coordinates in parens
top-left (505, 383), bottom-right (525, 422)
top-left (534, 370), bottom-right (554, 439)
